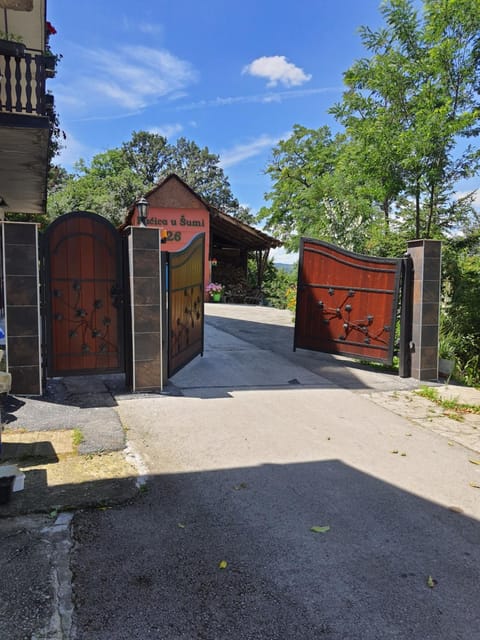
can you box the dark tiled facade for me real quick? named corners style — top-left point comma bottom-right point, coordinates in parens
top-left (127, 227), bottom-right (165, 391)
top-left (407, 239), bottom-right (442, 381)
top-left (3, 223), bottom-right (42, 395)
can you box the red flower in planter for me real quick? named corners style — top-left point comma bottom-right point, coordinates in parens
top-left (46, 21), bottom-right (57, 36)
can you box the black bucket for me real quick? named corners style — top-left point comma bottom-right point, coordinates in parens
top-left (0, 475), bottom-right (14, 504)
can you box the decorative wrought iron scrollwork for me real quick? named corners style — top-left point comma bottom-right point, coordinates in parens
top-left (171, 289), bottom-right (203, 356)
top-left (317, 287), bottom-right (390, 347)
top-left (52, 280), bottom-right (119, 356)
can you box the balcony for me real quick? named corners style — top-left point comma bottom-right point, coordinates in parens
top-left (0, 39), bottom-right (51, 214)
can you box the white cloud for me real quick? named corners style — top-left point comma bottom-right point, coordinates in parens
top-left (220, 132), bottom-right (289, 168)
top-left (138, 22), bottom-right (164, 36)
top-left (148, 123), bottom-right (183, 138)
top-left (270, 247), bottom-right (299, 265)
top-left (92, 46), bottom-right (198, 109)
top-left (242, 55), bottom-right (311, 88)
top-left (121, 16), bottom-right (164, 37)
top-left (456, 189), bottom-right (480, 209)
top-left (60, 44), bottom-right (198, 115)
top-left (176, 86), bottom-right (339, 112)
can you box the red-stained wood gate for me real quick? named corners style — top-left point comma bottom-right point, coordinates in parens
top-left (294, 238), bottom-right (411, 369)
top-left (43, 211), bottom-right (125, 377)
top-left (42, 213), bottom-right (205, 384)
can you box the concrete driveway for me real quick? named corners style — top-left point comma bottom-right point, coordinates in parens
top-left (69, 305), bottom-right (480, 639)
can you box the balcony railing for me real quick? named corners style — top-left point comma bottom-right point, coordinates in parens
top-left (0, 40), bottom-right (49, 117)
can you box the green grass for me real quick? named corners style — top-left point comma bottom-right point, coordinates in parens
top-left (72, 428), bottom-right (85, 447)
top-left (415, 386), bottom-right (480, 415)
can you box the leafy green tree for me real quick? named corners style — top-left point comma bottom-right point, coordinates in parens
top-left (258, 124), bottom-right (386, 253)
top-left (441, 232), bottom-right (480, 385)
top-left (48, 149), bottom-right (144, 225)
top-left (247, 258), bottom-right (297, 309)
top-left (48, 132), bottom-right (242, 223)
top-left (259, 126), bottom-right (340, 250)
top-left (121, 130), bottom-right (171, 187)
top-left (331, 0), bottom-right (480, 239)
top-left (259, 0), bottom-right (480, 256)
top-left (166, 137), bottom-right (240, 213)
top-left (234, 205), bottom-right (256, 225)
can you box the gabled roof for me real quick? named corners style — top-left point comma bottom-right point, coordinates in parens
top-left (124, 173), bottom-right (281, 251)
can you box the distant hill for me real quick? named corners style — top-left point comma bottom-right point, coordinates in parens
top-left (275, 262), bottom-right (296, 273)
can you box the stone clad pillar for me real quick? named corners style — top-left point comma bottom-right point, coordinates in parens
top-left (407, 239), bottom-right (442, 381)
top-left (1, 222), bottom-right (42, 395)
top-left (125, 227), bottom-right (165, 392)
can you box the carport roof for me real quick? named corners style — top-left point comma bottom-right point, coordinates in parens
top-left (209, 205), bottom-right (281, 250)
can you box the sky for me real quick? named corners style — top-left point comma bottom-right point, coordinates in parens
top-left (46, 0), bottom-right (478, 263)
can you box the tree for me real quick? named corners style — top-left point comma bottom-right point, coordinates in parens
top-left (248, 258), bottom-right (297, 309)
top-left (48, 132), bottom-right (242, 224)
top-left (259, 0), bottom-right (480, 255)
top-left (121, 130), bottom-right (171, 187)
top-left (166, 137), bottom-right (240, 213)
top-left (331, 0), bottom-right (480, 239)
top-left (234, 205), bottom-right (256, 225)
top-left (122, 132), bottom-right (240, 212)
top-left (47, 149), bottom-right (144, 225)
top-left (441, 230), bottom-right (480, 385)
top-left (258, 125), bottom-right (375, 253)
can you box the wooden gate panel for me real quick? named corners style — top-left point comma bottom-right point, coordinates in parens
top-left (44, 212), bottom-right (124, 376)
top-left (168, 233), bottom-right (204, 377)
top-left (294, 238), bottom-right (401, 364)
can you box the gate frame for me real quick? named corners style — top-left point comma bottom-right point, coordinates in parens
top-left (294, 238), bottom-right (404, 366)
top-left (292, 237), bottom-right (443, 380)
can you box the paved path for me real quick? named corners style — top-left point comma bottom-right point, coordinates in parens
top-left (68, 305), bottom-right (480, 639)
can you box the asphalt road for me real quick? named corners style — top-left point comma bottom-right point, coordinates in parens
top-left (69, 306), bottom-right (480, 640)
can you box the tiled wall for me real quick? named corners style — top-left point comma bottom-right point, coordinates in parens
top-left (407, 239), bottom-right (442, 381)
top-left (126, 227), bottom-right (165, 391)
top-left (2, 222), bottom-right (41, 395)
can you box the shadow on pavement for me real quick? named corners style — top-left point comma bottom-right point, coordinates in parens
top-left (168, 314), bottom-right (421, 399)
top-left (206, 313), bottom-right (411, 387)
top-left (1, 375), bottom-right (128, 458)
top-left (1, 440), bottom-right (59, 466)
top-left (2, 458), bottom-right (477, 640)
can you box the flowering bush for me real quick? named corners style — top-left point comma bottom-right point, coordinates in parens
top-left (46, 21), bottom-right (57, 36)
top-left (44, 21), bottom-right (61, 70)
top-left (206, 282), bottom-right (223, 294)
top-left (285, 285), bottom-right (297, 314)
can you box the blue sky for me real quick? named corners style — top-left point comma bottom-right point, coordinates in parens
top-left (46, 0), bottom-right (477, 262)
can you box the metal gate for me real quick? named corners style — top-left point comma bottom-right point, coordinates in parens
top-left (294, 238), bottom-right (404, 365)
top-left (43, 211), bottom-right (125, 377)
top-left (167, 233), bottom-right (205, 377)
